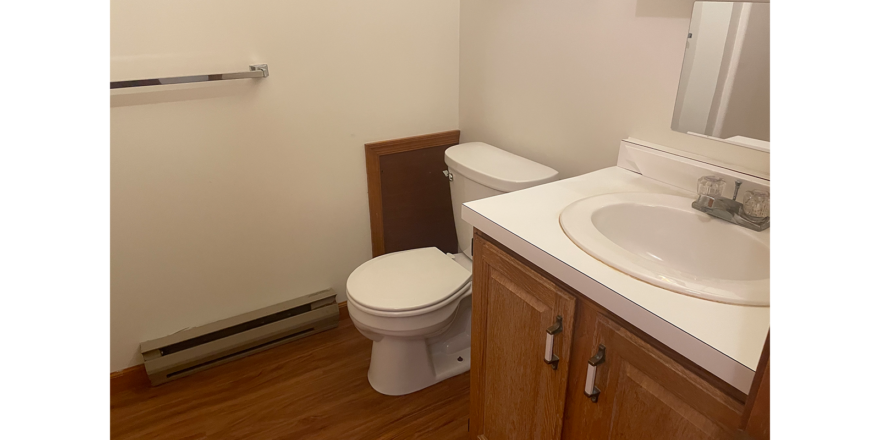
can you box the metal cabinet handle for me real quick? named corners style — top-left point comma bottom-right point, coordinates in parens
top-left (584, 345), bottom-right (606, 402)
top-left (544, 316), bottom-right (563, 369)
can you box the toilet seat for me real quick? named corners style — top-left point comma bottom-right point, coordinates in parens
top-left (347, 247), bottom-right (472, 314)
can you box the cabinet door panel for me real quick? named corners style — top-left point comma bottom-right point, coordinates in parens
top-left (471, 236), bottom-right (576, 440)
top-left (586, 315), bottom-right (745, 439)
top-left (609, 363), bottom-right (723, 439)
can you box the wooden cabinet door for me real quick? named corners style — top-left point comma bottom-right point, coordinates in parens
top-left (570, 313), bottom-right (745, 440)
top-left (470, 235), bottom-right (576, 440)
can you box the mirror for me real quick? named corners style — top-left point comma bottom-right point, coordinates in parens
top-left (672, 2), bottom-right (769, 152)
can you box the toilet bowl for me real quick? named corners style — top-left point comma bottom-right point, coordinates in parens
top-left (347, 142), bottom-right (559, 396)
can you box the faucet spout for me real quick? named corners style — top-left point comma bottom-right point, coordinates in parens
top-left (732, 180), bottom-right (742, 201)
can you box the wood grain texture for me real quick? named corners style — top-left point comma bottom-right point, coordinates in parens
top-left (365, 130), bottom-right (460, 257)
top-left (110, 365), bottom-right (150, 397)
top-left (470, 236), bottom-right (489, 440)
top-left (610, 363), bottom-right (721, 439)
top-left (472, 230), bottom-right (748, 440)
top-left (553, 280), bottom-right (744, 440)
top-left (474, 229), bottom-right (747, 404)
top-left (364, 130), bottom-right (461, 156)
top-left (365, 140), bottom-right (385, 256)
top-left (337, 300), bottom-right (350, 322)
top-left (111, 319), bottom-right (469, 439)
top-left (470, 234), bottom-right (575, 440)
top-left (741, 332), bottom-right (770, 440)
top-left (560, 283), bottom-right (605, 439)
top-left (584, 315), bottom-right (745, 439)
top-left (112, 302), bottom-right (353, 396)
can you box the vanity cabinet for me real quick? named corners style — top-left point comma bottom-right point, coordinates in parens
top-left (470, 231), bottom-right (750, 440)
top-left (562, 314), bottom-right (744, 439)
top-left (470, 229), bottom-right (576, 440)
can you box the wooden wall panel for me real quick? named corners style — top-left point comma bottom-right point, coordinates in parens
top-left (365, 130), bottom-right (460, 257)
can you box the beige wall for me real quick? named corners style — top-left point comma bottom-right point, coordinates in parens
top-left (459, 0), bottom-right (770, 178)
top-left (719, 4), bottom-right (770, 140)
top-left (111, 0), bottom-right (460, 372)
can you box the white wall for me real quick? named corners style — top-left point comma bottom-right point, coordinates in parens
top-left (460, 0), bottom-right (770, 179)
top-left (110, 0), bottom-right (460, 372)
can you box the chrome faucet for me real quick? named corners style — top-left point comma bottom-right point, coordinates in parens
top-left (692, 176), bottom-right (769, 231)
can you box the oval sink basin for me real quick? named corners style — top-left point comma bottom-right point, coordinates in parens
top-left (559, 193), bottom-right (769, 306)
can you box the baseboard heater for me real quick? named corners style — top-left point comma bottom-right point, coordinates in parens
top-left (140, 288), bottom-right (339, 386)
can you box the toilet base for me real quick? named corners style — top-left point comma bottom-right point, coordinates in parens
top-left (365, 298), bottom-right (472, 396)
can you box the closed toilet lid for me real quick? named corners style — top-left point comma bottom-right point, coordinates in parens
top-left (347, 247), bottom-right (472, 312)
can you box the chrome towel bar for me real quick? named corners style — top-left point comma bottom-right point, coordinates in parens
top-left (110, 64), bottom-right (269, 89)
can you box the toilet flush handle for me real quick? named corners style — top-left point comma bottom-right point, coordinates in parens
top-left (442, 170), bottom-right (453, 181)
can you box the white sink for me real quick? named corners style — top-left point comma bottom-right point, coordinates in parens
top-left (559, 193), bottom-right (769, 306)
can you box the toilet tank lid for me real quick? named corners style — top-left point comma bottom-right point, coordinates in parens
top-left (444, 142), bottom-right (559, 192)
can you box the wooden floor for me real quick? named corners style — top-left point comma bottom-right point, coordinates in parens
top-left (111, 319), bottom-right (470, 439)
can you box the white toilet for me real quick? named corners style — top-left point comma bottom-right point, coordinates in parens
top-left (347, 142), bottom-right (559, 396)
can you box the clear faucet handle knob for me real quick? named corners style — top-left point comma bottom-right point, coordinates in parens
top-left (697, 176), bottom-right (726, 198)
top-left (742, 190), bottom-right (770, 219)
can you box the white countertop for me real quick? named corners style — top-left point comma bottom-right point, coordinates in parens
top-left (462, 166), bottom-right (770, 393)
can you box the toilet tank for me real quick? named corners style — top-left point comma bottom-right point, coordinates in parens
top-left (444, 142), bottom-right (559, 258)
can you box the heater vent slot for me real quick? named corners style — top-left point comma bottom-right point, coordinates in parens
top-left (140, 289), bottom-right (338, 386)
top-left (166, 328), bottom-right (314, 379)
top-left (160, 304), bottom-right (312, 356)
